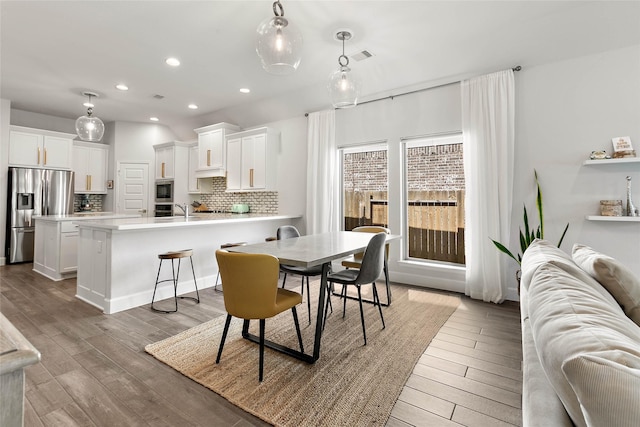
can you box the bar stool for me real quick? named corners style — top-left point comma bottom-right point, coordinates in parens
top-left (214, 242), bottom-right (247, 292)
top-left (151, 249), bottom-right (200, 313)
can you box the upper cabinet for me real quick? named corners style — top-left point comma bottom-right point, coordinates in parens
top-left (9, 126), bottom-right (75, 169)
top-left (194, 122), bottom-right (241, 178)
top-left (226, 127), bottom-right (279, 192)
top-left (73, 141), bottom-right (109, 194)
top-left (155, 145), bottom-right (175, 179)
top-left (187, 143), bottom-right (212, 194)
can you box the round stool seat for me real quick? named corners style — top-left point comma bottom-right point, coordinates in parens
top-left (158, 249), bottom-right (193, 260)
top-left (220, 242), bottom-right (247, 249)
top-left (151, 249), bottom-right (199, 313)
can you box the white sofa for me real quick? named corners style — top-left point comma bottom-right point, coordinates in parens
top-left (520, 239), bottom-right (640, 427)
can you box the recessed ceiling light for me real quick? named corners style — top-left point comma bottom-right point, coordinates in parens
top-left (115, 83), bottom-right (129, 91)
top-left (188, 104), bottom-right (198, 110)
top-left (165, 57), bottom-right (180, 67)
top-left (239, 88), bottom-right (251, 94)
top-left (150, 117), bottom-right (159, 122)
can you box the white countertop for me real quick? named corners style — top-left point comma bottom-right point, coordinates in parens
top-left (33, 212), bottom-right (142, 222)
top-left (75, 213), bottom-right (302, 231)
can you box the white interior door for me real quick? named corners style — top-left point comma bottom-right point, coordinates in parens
top-left (117, 162), bottom-right (149, 216)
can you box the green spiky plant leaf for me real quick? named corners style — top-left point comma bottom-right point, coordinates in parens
top-left (490, 170), bottom-right (569, 265)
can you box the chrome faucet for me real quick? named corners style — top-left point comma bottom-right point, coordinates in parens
top-left (175, 203), bottom-right (189, 217)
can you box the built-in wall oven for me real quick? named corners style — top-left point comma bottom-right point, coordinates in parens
top-left (154, 204), bottom-right (173, 217)
top-left (155, 180), bottom-right (173, 203)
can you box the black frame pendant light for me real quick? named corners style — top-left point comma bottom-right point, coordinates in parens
top-left (327, 30), bottom-right (361, 108)
top-left (75, 91), bottom-right (105, 142)
top-left (256, 0), bottom-right (303, 75)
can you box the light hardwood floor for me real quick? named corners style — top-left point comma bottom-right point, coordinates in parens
top-left (0, 263), bottom-right (522, 426)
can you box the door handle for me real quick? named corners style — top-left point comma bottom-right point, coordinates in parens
top-left (250, 168), bottom-right (254, 187)
top-left (88, 175), bottom-right (92, 190)
top-left (44, 148), bottom-right (47, 165)
top-left (161, 162), bottom-right (165, 178)
top-left (37, 147), bottom-right (41, 165)
top-left (86, 175), bottom-right (90, 190)
top-left (207, 150), bottom-right (211, 167)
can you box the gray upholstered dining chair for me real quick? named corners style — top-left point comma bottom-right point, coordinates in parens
top-left (277, 225), bottom-right (330, 323)
top-left (325, 232), bottom-right (387, 345)
top-left (340, 226), bottom-right (392, 306)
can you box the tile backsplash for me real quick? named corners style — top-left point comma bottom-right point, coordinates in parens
top-left (74, 194), bottom-right (104, 212)
top-left (196, 177), bottom-right (278, 214)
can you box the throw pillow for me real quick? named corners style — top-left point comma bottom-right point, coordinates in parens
top-left (572, 243), bottom-right (640, 326)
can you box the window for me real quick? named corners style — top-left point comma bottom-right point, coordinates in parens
top-left (341, 144), bottom-right (388, 231)
top-left (404, 134), bottom-right (465, 265)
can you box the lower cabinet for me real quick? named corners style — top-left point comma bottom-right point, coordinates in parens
top-left (34, 220), bottom-right (78, 281)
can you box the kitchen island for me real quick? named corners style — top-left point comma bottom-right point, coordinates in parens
top-left (75, 213), bottom-right (302, 314)
top-left (33, 212), bottom-right (141, 281)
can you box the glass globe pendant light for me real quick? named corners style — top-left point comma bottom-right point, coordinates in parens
top-left (75, 91), bottom-right (105, 142)
top-left (328, 31), bottom-right (361, 109)
top-left (256, 0), bottom-right (303, 75)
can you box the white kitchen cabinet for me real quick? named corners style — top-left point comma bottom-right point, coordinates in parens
top-left (34, 220), bottom-right (77, 280)
top-left (225, 127), bottom-right (279, 192)
top-left (73, 141), bottom-right (109, 194)
top-left (194, 122), bottom-right (241, 177)
top-left (155, 145), bottom-right (175, 179)
top-left (9, 126), bottom-right (74, 169)
top-left (188, 144), bottom-right (212, 194)
top-left (153, 141), bottom-right (190, 205)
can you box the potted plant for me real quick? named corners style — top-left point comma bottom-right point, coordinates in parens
top-left (491, 170), bottom-right (569, 287)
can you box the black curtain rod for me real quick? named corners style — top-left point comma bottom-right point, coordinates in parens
top-left (305, 65), bottom-right (522, 116)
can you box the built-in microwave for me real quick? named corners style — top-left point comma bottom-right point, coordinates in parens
top-left (155, 180), bottom-right (173, 203)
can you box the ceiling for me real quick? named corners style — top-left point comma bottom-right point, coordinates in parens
top-left (2, 1), bottom-right (640, 135)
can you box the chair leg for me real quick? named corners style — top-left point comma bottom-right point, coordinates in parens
top-left (171, 259), bottom-right (179, 311)
top-left (216, 314), bottom-right (232, 364)
top-left (383, 259), bottom-right (391, 305)
top-left (372, 282), bottom-right (385, 329)
top-left (291, 306), bottom-right (304, 353)
top-left (259, 319), bottom-right (266, 382)
top-left (357, 285), bottom-right (367, 345)
top-left (281, 272), bottom-right (288, 288)
top-left (342, 284), bottom-right (347, 318)
top-left (178, 255), bottom-right (200, 303)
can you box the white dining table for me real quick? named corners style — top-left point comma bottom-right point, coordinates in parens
top-left (229, 231), bottom-right (399, 363)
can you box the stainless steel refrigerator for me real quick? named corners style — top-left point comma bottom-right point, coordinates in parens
top-left (6, 167), bottom-right (75, 263)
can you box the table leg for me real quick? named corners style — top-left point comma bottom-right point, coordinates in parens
top-left (240, 263), bottom-right (330, 364)
top-left (312, 262), bottom-right (330, 361)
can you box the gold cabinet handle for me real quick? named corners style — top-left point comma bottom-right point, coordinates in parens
top-left (161, 162), bottom-right (165, 178)
top-left (89, 175), bottom-right (92, 190)
top-left (44, 148), bottom-right (47, 165)
top-left (86, 175), bottom-right (90, 190)
top-left (37, 147), bottom-right (41, 165)
top-left (250, 168), bottom-right (254, 187)
top-left (207, 149), bottom-right (211, 167)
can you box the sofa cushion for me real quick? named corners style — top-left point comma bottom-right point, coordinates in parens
top-left (528, 263), bottom-right (640, 427)
top-left (563, 350), bottom-right (640, 427)
top-left (572, 243), bottom-right (640, 326)
top-left (521, 240), bottom-right (613, 304)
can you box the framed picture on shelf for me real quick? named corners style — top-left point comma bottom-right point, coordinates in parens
top-left (611, 136), bottom-right (636, 158)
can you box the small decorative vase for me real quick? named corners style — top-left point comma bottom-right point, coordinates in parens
top-left (626, 176), bottom-right (638, 217)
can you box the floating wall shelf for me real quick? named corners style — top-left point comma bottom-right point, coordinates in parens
top-left (583, 157), bottom-right (640, 166)
top-left (586, 215), bottom-right (640, 222)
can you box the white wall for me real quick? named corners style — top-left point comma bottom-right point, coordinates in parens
top-left (513, 44), bottom-right (640, 286)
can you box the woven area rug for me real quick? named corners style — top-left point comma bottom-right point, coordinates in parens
top-left (145, 282), bottom-right (460, 426)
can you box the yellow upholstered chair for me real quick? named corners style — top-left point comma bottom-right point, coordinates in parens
top-left (215, 250), bottom-right (304, 382)
top-left (341, 226), bottom-right (392, 305)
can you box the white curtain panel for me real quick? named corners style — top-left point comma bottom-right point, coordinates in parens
top-left (306, 109), bottom-right (339, 234)
top-left (461, 69), bottom-right (515, 303)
